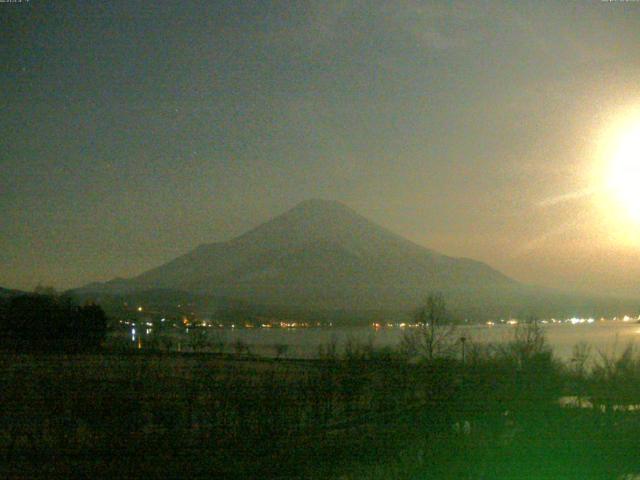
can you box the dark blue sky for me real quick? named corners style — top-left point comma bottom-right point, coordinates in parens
top-left (2, 1), bottom-right (640, 295)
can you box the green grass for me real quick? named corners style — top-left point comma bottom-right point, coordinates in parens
top-left (2, 337), bottom-right (640, 479)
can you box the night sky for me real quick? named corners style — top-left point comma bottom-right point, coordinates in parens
top-left (2, 1), bottom-right (640, 296)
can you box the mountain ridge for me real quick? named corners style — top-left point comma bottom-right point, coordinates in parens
top-left (77, 199), bottom-right (516, 310)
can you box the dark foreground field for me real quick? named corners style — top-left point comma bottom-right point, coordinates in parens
top-left (3, 332), bottom-right (640, 479)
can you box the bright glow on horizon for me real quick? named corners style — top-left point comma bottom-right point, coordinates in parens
top-left (607, 120), bottom-right (640, 222)
top-left (591, 106), bottom-right (640, 248)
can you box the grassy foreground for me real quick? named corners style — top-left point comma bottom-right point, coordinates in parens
top-left (2, 327), bottom-right (640, 479)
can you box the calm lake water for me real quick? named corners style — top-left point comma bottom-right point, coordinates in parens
top-left (142, 321), bottom-right (640, 362)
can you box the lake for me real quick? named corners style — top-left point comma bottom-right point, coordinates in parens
top-left (137, 320), bottom-right (640, 362)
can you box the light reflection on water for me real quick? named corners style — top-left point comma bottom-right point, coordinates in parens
top-left (127, 322), bottom-right (640, 361)
top-left (228, 322), bottom-right (640, 360)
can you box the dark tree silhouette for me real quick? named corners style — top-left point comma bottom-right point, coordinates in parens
top-left (0, 294), bottom-right (107, 351)
top-left (402, 292), bottom-right (456, 361)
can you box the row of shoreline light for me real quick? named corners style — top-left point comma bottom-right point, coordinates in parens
top-left (120, 313), bottom-right (640, 332)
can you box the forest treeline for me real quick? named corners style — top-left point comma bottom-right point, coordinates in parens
top-left (3, 293), bottom-right (640, 478)
top-left (2, 320), bottom-right (640, 478)
top-left (0, 293), bottom-right (107, 351)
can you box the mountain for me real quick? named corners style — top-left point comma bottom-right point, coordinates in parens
top-left (78, 200), bottom-right (522, 313)
top-left (0, 286), bottom-right (26, 299)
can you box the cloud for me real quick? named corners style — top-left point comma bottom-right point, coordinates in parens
top-left (385, 1), bottom-right (479, 51)
top-left (537, 187), bottom-right (599, 207)
top-left (511, 215), bottom-right (589, 257)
